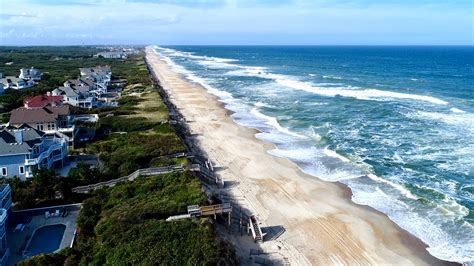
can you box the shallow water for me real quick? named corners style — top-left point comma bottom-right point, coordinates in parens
top-left (154, 45), bottom-right (474, 263)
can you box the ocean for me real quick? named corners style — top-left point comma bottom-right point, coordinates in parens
top-left (153, 45), bottom-right (474, 263)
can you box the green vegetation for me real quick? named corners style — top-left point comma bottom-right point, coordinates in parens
top-left (20, 173), bottom-right (237, 265)
top-left (90, 122), bottom-right (185, 177)
top-left (0, 46), bottom-right (147, 113)
top-left (4, 166), bottom-right (101, 209)
top-left (3, 47), bottom-right (236, 265)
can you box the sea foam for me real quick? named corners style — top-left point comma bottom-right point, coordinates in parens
top-left (154, 46), bottom-right (474, 264)
top-left (224, 66), bottom-right (449, 105)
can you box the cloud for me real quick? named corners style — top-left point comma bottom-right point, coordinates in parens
top-left (0, 13), bottom-right (37, 19)
top-left (13, 0), bottom-right (100, 6)
top-left (126, 0), bottom-right (224, 8)
top-left (0, 0), bottom-right (471, 45)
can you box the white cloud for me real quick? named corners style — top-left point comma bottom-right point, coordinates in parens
top-left (0, 0), bottom-right (471, 45)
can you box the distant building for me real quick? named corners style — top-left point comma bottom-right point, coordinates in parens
top-left (52, 86), bottom-right (95, 109)
top-left (0, 184), bottom-right (12, 266)
top-left (0, 124), bottom-right (68, 179)
top-left (95, 51), bottom-right (127, 59)
top-left (19, 67), bottom-right (42, 81)
top-left (79, 66), bottom-right (111, 94)
top-left (0, 77), bottom-right (34, 90)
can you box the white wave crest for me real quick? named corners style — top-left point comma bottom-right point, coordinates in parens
top-left (250, 108), bottom-right (306, 138)
top-left (366, 174), bottom-right (419, 200)
top-left (450, 107), bottom-right (466, 113)
top-left (275, 78), bottom-right (448, 105)
top-left (323, 75), bottom-right (343, 80)
top-left (225, 66), bottom-right (448, 105)
top-left (323, 147), bottom-right (350, 162)
top-left (412, 111), bottom-right (474, 131)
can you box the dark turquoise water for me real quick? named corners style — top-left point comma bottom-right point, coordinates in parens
top-left (25, 224), bottom-right (66, 256)
top-left (154, 45), bottom-right (474, 263)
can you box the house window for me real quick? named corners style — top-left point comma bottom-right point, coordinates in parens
top-left (19, 166), bottom-right (25, 175)
top-left (1, 167), bottom-right (7, 177)
top-left (47, 123), bottom-right (51, 130)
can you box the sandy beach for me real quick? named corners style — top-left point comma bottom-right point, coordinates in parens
top-left (145, 46), bottom-right (448, 265)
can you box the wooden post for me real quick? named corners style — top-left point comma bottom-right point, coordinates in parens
top-left (239, 207), bottom-right (243, 235)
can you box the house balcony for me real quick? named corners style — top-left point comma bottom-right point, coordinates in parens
top-left (44, 125), bottom-right (75, 134)
top-left (0, 185), bottom-right (11, 201)
top-left (0, 208), bottom-right (7, 226)
top-left (25, 139), bottom-right (67, 168)
top-left (0, 248), bottom-right (10, 266)
top-left (1, 198), bottom-right (11, 212)
top-left (25, 158), bottom-right (37, 166)
top-left (25, 170), bottom-right (34, 179)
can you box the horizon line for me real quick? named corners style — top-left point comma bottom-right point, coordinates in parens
top-left (1, 44), bottom-right (473, 47)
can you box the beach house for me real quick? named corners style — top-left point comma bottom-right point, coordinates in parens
top-left (64, 78), bottom-right (97, 91)
top-left (0, 184), bottom-right (12, 266)
top-left (64, 78), bottom-right (106, 99)
top-left (0, 77), bottom-right (34, 90)
top-left (0, 124), bottom-right (68, 180)
top-left (95, 51), bottom-right (127, 59)
top-left (52, 86), bottom-right (96, 109)
top-left (79, 66), bottom-right (111, 94)
top-left (9, 105), bottom-right (76, 144)
top-left (19, 67), bottom-right (43, 81)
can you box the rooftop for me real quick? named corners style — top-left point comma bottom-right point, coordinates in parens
top-left (24, 95), bottom-right (63, 108)
top-left (0, 125), bottom-right (44, 155)
top-left (10, 105), bottom-right (70, 125)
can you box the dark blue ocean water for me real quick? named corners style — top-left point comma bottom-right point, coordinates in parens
top-left (154, 46), bottom-right (474, 263)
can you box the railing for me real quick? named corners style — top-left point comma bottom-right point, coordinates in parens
top-left (0, 224), bottom-right (5, 239)
top-left (25, 139), bottom-right (66, 167)
top-left (1, 198), bottom-right (11, 211)
top-left (0, 185), bottom-right (11, 199)
top-left (43, 126), bottom-right (75, 134)
top-left (200, 203), bottom-right (232, 216)
top-left (0, 208), bottom-right (7, 225)
top-left (249, 215), bottom-right (263, 243)
top-left (0, 248), bottom-right (10, 266)
top-left (25, 158), bottom-right (37, 166)
top-left (72, 165), bottom-right (186, 193)
top-left (25, 171), bottom-right (33, 178)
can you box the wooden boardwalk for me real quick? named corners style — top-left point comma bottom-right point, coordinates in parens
top-left (72, 165), bottom-right (187, 193)
top-left (166, 203), bottom-right (233, 224)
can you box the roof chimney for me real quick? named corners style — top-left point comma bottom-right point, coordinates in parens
top-left (14, 130), bottom-right (23, 143)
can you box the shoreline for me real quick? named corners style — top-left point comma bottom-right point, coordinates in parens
top-left (145, 46), bottom-right (452, 265)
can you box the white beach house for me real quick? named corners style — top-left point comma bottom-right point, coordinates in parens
top-left (0, 77), bottom-right (34, 90)
top-left (19, 67), bottom-right (43, 81)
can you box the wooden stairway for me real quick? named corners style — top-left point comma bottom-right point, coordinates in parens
top-left (249, 215), bottom-right (263, 243)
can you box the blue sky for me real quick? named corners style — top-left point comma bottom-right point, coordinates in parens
top-left (0, 0), bottom-right (472, 45)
